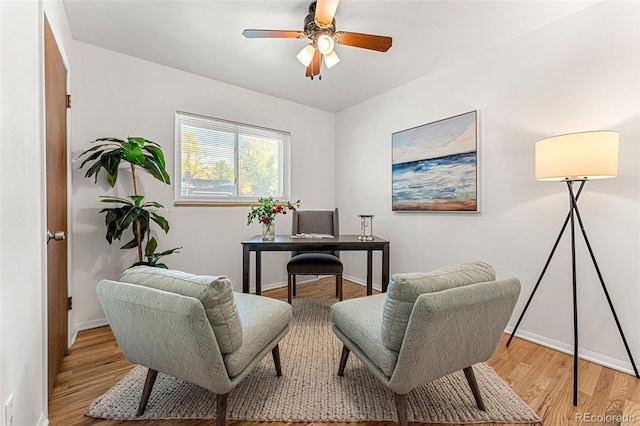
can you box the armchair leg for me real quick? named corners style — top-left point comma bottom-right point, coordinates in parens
top-left (136, 368), bottom-right (158, 417)
top-left (287, 274), bottom-right (293, 304)
top-left (272, 344), bottom-right (283, 376)
top-left (336, 274), bottom-right (343, 301)
top-left (394, 393), bottom-right (408, 426)
top-left (338, 344), bottom-right (350, 376)
top-left (216, 392), bottom-right (229, 426)
top-left (463, 366), bottom-right (486, 411)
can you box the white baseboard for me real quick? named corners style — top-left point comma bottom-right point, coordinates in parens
top-left (343, 274), bottom-right (383, 292)
top-left (504, 325), bottom-right (637, 376)
top-left (257, 275), bottom-right (382, 293)
top-left (37, 412), bottom-right (49, 426)
top-left (70, 318), bottom-right (109, 346)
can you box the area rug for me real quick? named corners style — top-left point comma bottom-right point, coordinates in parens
top-left (86, 298), bottom-right (541, 424)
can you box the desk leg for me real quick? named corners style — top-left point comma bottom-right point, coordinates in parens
top-left (382, 245), bottom-right (390, 292)
top-left (366, 250), bottom-right (373, 296)
top-left (242, 246), bottom-right (250, 294)
top-left (255, 251), bottom-right (262, 295)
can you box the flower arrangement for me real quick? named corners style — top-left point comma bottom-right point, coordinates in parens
top-left (246, 197), bottom-right (300, 226)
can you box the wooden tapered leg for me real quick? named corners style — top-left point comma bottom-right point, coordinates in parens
top-left (216, 393), bottom-right (229, 426)
top-left (394, 393), bottom-right (408, 426)
top-left (136, 368), bottom-right (158, 417)
top-left (272, 344), bottom-right (282, 376)
top-left (338, 344), bottom-right (350, 376)
top-left (463, 366), bottom-right (486, 411)
top-left (287, 274), bottom-right (293, 304)
top-left (336, 274), bottom-right (343, 301)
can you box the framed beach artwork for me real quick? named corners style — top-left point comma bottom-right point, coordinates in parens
top-left (392, 111), bottom-right (478, 212)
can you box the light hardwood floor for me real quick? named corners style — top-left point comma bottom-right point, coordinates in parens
top-left (49, 278), bottom-right (640, 426)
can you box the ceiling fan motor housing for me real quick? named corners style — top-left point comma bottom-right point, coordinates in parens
top-left (304, 2), bottom-right (336, 37)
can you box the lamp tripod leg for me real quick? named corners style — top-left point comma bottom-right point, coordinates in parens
top-left (568, 181), bottom-right (579, 406)
top-left (568, 184), bottom-right (640, 379)
top-left (506, 182), bottom-right (586, 348)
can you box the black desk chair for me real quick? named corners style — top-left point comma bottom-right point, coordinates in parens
top-left (287, 209), bottom-right (343, 304)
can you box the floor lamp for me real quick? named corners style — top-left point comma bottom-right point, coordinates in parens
top-left (506, 130), bottom-right (639, 406)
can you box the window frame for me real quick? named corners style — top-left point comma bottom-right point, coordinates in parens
top-left (174, 111), bottom-right (292, 206)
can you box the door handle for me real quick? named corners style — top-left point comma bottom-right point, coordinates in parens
top-left (47, 230), bottom-right (66, 243)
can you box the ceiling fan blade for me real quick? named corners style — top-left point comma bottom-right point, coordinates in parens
top-left (305, 48), bottom-right (321, 77)
top-left (242, 29), bottom-right (305, 39)
top-left (335, 31), bottom-right (392, 52)
top-left (314, 0), bottom-right (340, 26)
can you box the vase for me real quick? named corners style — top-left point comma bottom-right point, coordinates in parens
top-left (262, 221), bottom-right (275, 241)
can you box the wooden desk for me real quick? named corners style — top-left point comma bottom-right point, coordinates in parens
top-left (241, 235), bottom-right (390, 295)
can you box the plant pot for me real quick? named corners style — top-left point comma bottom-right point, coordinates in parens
top-left (262, 221), bottom-right (275, 241)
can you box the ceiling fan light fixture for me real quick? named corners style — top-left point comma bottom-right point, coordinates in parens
top-left (323, 50), bottom-right (340, 69)
top-left (296, 43), bottom-right (315, 67)
top-left (242, 0), bottom-right (393, 78)
top-left (316, 33), bottom-right (335, 55)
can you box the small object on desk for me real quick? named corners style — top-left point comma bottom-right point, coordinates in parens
top-left (358, 214), bottom-right (375, 241)
top-left (291, 233), bottom-right (335, 239)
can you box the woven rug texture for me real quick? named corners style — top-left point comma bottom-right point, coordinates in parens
top-left (86, 298), bottom-right (541, 423)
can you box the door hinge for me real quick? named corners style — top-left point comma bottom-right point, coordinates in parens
top-left (67, 296), bottom-right (73, 310)
top-left (66, 94), bottom-right (71, 109)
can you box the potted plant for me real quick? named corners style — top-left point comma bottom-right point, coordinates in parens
top-left (247, 197), bottom-right (300, 240)
top-left (77, 137), bottom-right (180, 266)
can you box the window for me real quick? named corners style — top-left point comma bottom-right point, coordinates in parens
top-left (175, 111), bottom-right (291, 204)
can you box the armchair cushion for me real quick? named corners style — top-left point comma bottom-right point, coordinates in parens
top-left (330, 294), bottom-right (398, 376)
top-left (121, 266), bottom-right (243, 354)
top-left (224, 293), bottom-right (292, 377)
top-left (381, 261), bottom-right (496, 352)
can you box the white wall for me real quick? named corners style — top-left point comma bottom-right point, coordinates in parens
top-left (0, 1), bottom-right (72, 425)
top-left (335, 1), bottom-right (640, 373)
top-left (70, 42), bottom-right (335, 329)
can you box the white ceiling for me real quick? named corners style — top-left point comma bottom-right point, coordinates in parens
top-left (63, 0), bottom-right (598, 113)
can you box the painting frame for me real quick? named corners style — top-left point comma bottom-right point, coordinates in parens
top-left (392, 110), bottom-right (479, 212)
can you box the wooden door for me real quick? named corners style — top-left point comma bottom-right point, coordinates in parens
top-left (44, 16), bottom-right (69, 398)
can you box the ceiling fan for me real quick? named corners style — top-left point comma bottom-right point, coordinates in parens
top-left (242, 0), bottom-right (392, 80)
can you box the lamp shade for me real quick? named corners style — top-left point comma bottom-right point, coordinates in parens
top-left (296, 44), bottom-right (315, 67)
top-left (323, 50), bottom-right (340, 69)
top-left (535, 131), bottom-right (619, 181)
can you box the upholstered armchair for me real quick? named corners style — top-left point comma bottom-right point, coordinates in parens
top-left (330, 261), bottom-right (520, 426)
top-left (287, 208), bottom-right (342, 303)
top-left (96, 266), bottom-right (292, 426)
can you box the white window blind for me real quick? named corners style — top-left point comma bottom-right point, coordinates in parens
top-left (175, 111), bottom-right (291, 203)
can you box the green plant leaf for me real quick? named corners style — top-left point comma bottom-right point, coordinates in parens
top-left (100, 196), bottom-right (132, 204)
top-left (145, 237), bottom-right (158, 255)
top-left (78, 149), bottom-right (106, 169)
top-left (121, 238), bottom-right (139, 250)
top-left (94, 137), bottom-right (125, 144)
top-left (156, 246), bottom-right (181, 257)
top-left (142, 200), bottom-right (165, 209)
top-left (118, 208), bottom-right (142, 231)
top-left (100, 150), bottom-right (122, 187)
top-left (129, 195), bottom-right (145, 206)
top-left (84, 160), bottom-right (104, 183)
top-left (150, 212), bottom-right (170, 233)
top-left (76, 141), bottom-right (118, 159)
top-left (142, 157), bottom-right (170, 185)
top-left (127, 137), bottom-right (146, 147)
top-left (143, 145), bottom-right (166, 169)
top-left (122, 141), bottom-right (145, 166)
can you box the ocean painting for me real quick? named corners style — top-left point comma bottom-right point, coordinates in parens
top-left (392, 111), bottom-right (478, 211)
